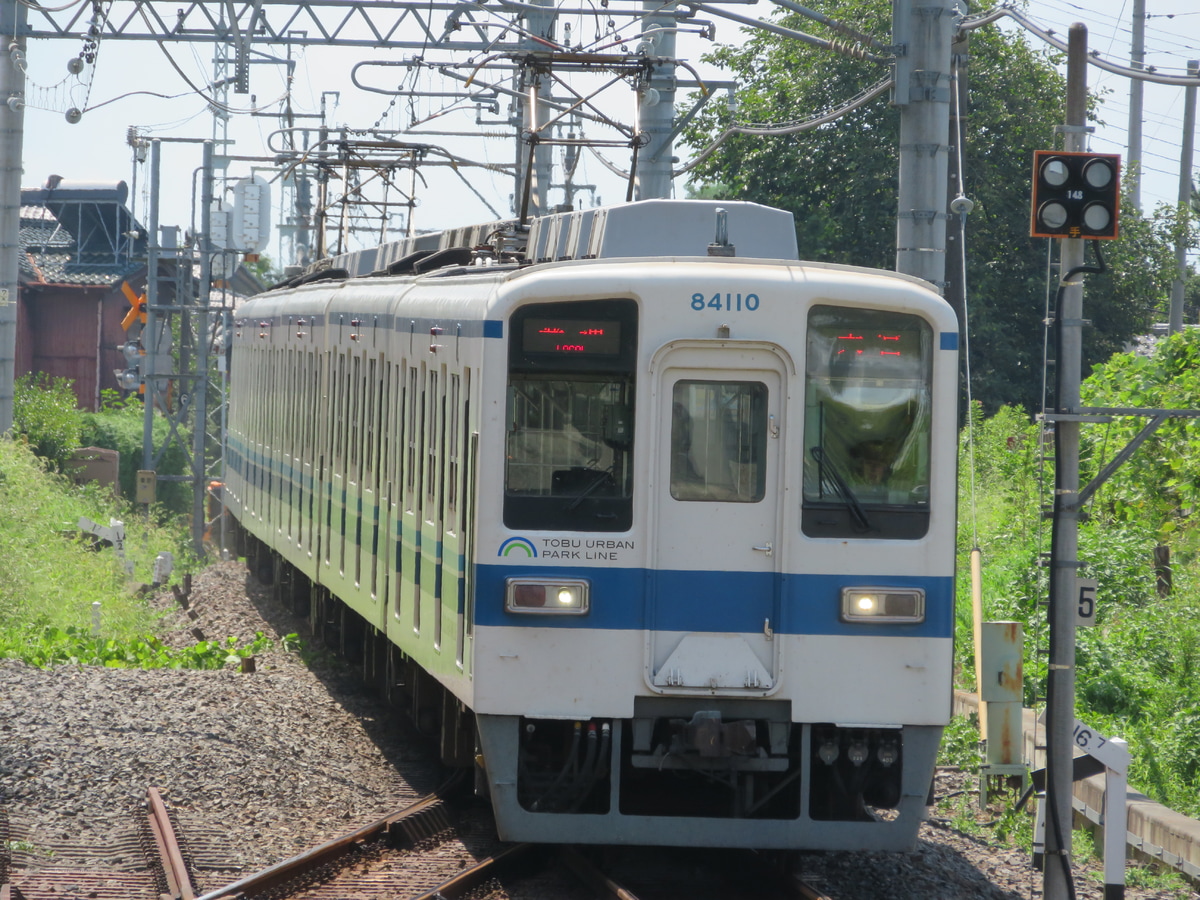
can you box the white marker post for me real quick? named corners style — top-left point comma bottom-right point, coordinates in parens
top-left (1034, 718), bottom-right (1130, 899)
top-left (78, 516), bottom-right (135, 575)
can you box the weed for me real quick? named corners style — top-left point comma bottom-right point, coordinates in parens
top-left (4, 839), bottom-right (48, 856)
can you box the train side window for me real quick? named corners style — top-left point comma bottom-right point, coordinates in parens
top-left (801, 305), bottom-right (933, 540)
top-left (447, 373), bottom-right (461, 528)
top-left (406, 366), bottom-right (419, 507)
top-left (670, 380), bottom-right (767, 503)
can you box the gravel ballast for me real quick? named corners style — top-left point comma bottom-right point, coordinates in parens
top-left (1, 561), bottom-right (1195, 898)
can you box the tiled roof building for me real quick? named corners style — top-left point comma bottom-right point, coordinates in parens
top-left (17, 177), bottom-right (150, 410)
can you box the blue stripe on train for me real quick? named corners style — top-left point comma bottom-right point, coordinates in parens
top-left (474, 564), bottom-right (953, 638)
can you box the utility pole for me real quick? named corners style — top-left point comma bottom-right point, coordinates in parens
top-left (944, 22), bottom-right (970, 323)
top-left (1044, 24), bottom-right (1089, 900)
top-left (893, 0), bottom-right (957, 291)
top-left (515, 0), bottom-right (556, 218)
top-left (635, 0), bottom-right (678, 200)
top-left (1127, 0), bottom-right (1146, 210)
top-left (1168, 59), bottom-right (1198, 334)
top-left (0, 0), bottom-right (26, 434)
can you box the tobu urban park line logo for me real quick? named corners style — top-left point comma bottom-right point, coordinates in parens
top-left (498, 537), bottom-right (538, 558)
top-left (497, 536), bottom-right (636, 561)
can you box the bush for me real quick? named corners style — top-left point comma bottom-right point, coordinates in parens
top-left (961, 355), bottom-right (1200, 818)
top-left (79, 391), bottom-right (192, 516)
top-left (12, 373), bottom-right (83, 469)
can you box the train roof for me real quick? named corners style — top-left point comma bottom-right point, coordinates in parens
top-left (262, 199), bottom-right (944, 301)
top-left (288, 200), bottom-right (797, 282)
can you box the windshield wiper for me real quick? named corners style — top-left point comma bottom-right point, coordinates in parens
top-left (810, 446), bottom-right (872, 532)
top-left (565, 468), bottom-right (617, 512)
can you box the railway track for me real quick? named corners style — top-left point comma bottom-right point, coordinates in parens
top-left (2, 787), bottom-right (197, 900)
top-left (3, 784), bottom-right (833, 900)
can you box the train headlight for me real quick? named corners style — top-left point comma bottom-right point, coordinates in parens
top-left (840, 587), bottom-right (924, 624)
top-left (505, 577), bottom-right (590, 615)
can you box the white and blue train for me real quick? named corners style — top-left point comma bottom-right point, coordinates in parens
top-left (224, 199), bottom-right (958, 851)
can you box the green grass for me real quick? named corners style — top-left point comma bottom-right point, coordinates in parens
top-left (0, 436), bottom-right (288, 668)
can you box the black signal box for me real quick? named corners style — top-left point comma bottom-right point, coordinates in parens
top-left (1030, 150), bottom-right (1121, 240)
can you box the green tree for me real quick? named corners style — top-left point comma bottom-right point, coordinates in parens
top-left (681, 2), bottom-right (1177, 412)
top-left (241, 255), bottom-right (280, 287)
top-left (1187, 268), bottom-right (1200, 323)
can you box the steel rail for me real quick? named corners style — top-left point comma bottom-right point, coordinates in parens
top-left (146, 787), bottom-right (197, 900)
top-left (194, 791), bottom-right (455, 900)
top-left (410, 842), bottom-right (542, 900)
top-left (558, 846), bottom-right (643, 900)
top-left (794, 879), bottom-right (834, 900)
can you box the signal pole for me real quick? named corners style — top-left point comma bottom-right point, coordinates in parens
top-left (1044, 23), bottom-right (1089, 900)
top-left (1168, 59), bottom-right (1198, 334)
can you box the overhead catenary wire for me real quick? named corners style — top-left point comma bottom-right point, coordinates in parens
top-left (962, 6), bottom-right (1200, 87)
top-left (674, 77), bottom-right (892, 178)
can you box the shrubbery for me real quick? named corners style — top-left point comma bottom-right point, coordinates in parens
top-left (80, 390), bottom-right (193, 516)
top-left (12, 373), bottom-right (83, 469)
top-left (0, 437), bottom-right (286, 669)
top-left (963, 328), bottom-right (1200, 817)
top-left (13, 376), bottom-right (193, 517)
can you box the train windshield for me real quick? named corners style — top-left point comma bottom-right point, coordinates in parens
top-left (504, 299), bottom-right (638, 532)
top-left (802, 305), bottom-right (933, 540)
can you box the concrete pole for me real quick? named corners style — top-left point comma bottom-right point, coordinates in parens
top-left (1127, 0), bottom-right (1146, 210)
top-left (0, 0), bottom-right (27, 434)
top-left (894, 0), bottom-right (956, 290)
top-left (635, 1), bottom-right (677, 201)
top-left (1044, 24), bottom-right (1089, 900)
top-left (1168, 60), bottom-right (1198, 333)
top-left (944, 24), bottom-right (969, 324)
top-left (515, 0), bottom-right (555, 218)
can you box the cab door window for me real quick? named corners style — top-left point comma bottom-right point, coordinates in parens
top-left (670, 380), bottom-right (766, 502)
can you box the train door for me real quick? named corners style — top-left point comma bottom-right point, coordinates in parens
top-left (649, 343), bottom-right (789, 693)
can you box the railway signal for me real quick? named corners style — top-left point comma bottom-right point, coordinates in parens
top-left (117, 281), bottom-right (147, 394)
top-left (1030, 150), bottom-right (1121, 240)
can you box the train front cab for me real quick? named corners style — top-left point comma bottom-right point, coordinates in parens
top-left (475, 269), bottom-right (957, 851)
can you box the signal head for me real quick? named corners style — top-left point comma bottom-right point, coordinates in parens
top-left (1030, 150), bottom-right (1120, 240)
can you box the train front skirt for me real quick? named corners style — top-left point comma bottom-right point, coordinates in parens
top-left (477, 711), bottom-right (942, 850)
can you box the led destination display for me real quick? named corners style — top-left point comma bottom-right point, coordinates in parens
top-left (523, 318), bottom-right (622, 355)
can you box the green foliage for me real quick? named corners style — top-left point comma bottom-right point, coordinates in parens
top-left (241, 255), bottom-right (280, 287)
top-left (956, 403), bottom-right (1046, 695)
top-left (684, 0), bottom-right (901, 269)
top-left (685, 181), bottom-right (736, 200)
top-left (0, 436), bottom-right (301, 673)
top-left (937, 713), bottom-right (982, 770)
top-left (960, 345), bottom-right (1200, 819)
top-left (12, 373), bottom-right (84, 468)
top-left (5, 627), bottom-right (288, 669)
top-left (1080, 328), bottom-right (1200, 536)
top-left (79, 393), bottom-right (192, 516)
top-left (0, 437), bottom-right (198, 663)
top-left (681, 5), bottom-right (1180, 414)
